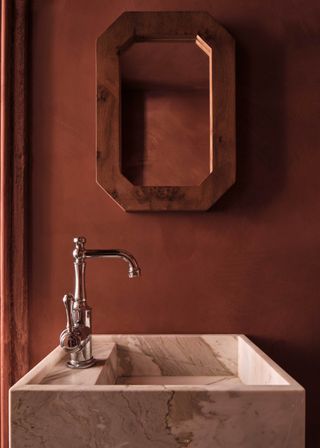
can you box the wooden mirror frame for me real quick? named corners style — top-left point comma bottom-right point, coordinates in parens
top-left (97, 12), bottom-right (235, 211)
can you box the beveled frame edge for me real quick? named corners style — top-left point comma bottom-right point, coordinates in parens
top-left (97, 11), bottom-right (236, 212)
top-left (1, 0), bottom-right (29, 446)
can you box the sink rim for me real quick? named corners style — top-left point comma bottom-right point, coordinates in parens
top-left (10, 334), bottom-right (304, 392)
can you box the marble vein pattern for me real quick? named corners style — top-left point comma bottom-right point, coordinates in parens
top-left (10, 335), bottom-right (305, 448)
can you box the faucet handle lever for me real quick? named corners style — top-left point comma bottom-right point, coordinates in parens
top-left (63, 294), bottom-right (74, 332)
top-left (60, 294), bottom-right (81, 353)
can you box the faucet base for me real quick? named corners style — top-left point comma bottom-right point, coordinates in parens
top-left (67, 357), bottom-right (96, 369)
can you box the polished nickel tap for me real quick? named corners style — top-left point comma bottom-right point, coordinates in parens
top-left (60, 236), bottom-right (141, 369)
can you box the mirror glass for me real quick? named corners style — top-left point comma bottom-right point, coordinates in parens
top-left (120, 40), bottom-right (211, 186)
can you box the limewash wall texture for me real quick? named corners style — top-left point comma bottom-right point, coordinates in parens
top-left (30, 0), bottom-right (320, 446)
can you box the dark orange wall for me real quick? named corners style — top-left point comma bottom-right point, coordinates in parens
top-left (30, 1), bottom-right (320, 446)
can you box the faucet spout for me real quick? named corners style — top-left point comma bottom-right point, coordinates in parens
top-left (84, 249), bottom-right (141, 278)
top-left (59, 236), bottom-right (141, 369)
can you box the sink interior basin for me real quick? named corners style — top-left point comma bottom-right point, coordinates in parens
top-left (23, 334), bottom-right (290, 387)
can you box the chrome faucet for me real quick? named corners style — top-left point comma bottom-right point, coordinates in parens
top-left (60, 236), bottom-right (141, 369)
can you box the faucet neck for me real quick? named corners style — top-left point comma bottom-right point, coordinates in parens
top-left (74, 258), bottom-right (87, 303)
top-left (73, 237), bottom-right (87, 303)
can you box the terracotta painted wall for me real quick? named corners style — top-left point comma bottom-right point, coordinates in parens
top-left (30, 0), bottom-right (320, 445)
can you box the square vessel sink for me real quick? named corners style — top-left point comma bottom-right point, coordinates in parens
top-left (10, 334), bottom-right (305, 447)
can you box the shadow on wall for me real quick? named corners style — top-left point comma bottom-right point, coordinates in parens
top-left (30, 3), bottom-right (56, 292)
top-left (213, 26), bottom-right (286, 214)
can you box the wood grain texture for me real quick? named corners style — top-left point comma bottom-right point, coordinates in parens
top-left (97, 12), bottom-right (236, 212)
top-left (0, 0), bottom-right (29, 446)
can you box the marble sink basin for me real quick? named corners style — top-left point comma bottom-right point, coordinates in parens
top-left (10, 334), bottom-right (305, 447)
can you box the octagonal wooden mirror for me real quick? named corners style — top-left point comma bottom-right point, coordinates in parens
top-left (97, 12), bottom-right (235, 211)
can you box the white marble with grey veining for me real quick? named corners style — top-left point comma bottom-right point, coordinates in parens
top-left (10, 334), bottom-right (305, 447)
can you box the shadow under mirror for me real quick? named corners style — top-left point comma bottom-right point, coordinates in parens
top-left (120, 38), bottom-right (211, 187)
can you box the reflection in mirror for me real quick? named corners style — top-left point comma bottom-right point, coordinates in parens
top-left (120, 38), bottom-right (211, 187)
